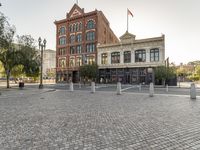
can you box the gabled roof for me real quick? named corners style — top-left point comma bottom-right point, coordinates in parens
top-left (119, 31), bottom-right (136, 43)
top-left (67, 4), bottom-right (84, 19)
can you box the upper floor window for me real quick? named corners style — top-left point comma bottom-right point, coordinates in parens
top-left (135, 49), bottom-right (146, 62)
top-left (79, 22), bottom-right (82, 30)
top-left (59, 58), bottom-right (66, 68)
top-left (69, 57), bottom-right (75, 67)
top-left (76, 56), bottom-right (82, 66)
top-left (101, 53), bottom-right (108, 65)
top-left (70, 35), bottom-right (75, 43)
top-left (77, 34), bottom-right (82, 42)
top-left (111, 52), bottom-right (120, 64)
top-left (86, 31), bottom-right (95, 41)
top-left (70, 46), bottom-right (76, 54)
top-left (59, 37), bottom-right (66, 45)
top-left (59, 27), bottom-right (66, 35)
top-left (87, 20), bottom-right (95, 29)
top-left (77, 45), bottom-right (82, 54)
top-left (124, 51), bottom-right (131, 63)
top-left (75, 23), bottom-right (79, 31)
top-left (86, 43), bottom-right (95, 53)
top-left (69, 25), bottom-right (73, 32)
top-left (87, 55), bottom-right (95, 65)
top-left (150, 48), bottom-right (159, 62)
top-left (58, 48), bottom-right (66, 55)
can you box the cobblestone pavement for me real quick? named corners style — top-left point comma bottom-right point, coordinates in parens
top-left (1, 90), bottom-right (200, 149)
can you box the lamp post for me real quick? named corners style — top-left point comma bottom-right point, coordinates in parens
top-left (38, 37), bottom-right (46, 89)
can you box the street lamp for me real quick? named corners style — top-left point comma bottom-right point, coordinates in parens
top-left (38, 37), bottom-right (46, 89)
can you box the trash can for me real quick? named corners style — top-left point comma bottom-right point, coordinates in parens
top-left (19, 82), bottom-right (24, 89)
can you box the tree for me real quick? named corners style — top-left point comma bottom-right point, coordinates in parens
top-left (155, 65), bottom-right (176, 85)
top-left (0, 13), bottom-right (40, 88)
top-left (79, 64), bottom-right (98, 82)
top-left (195, 65), bottom-right (200, 80)
top-left (0, 13), bottom-right (18, 88)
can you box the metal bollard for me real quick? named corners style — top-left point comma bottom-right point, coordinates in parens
top-left (139, 83), bottom-right (141, 91)
top-left (149, 82), bottom-right (154, 97)
top-left (190, 83), bottom-right (196, 99)
top-left (116, 82), bottom-right (122, 95)
top-left (79, 82), bottom-right (81, 88)
top-left (91, 82), bottom-right (95, 93)
top-left (70, 82), bottom-right (74, 92)
top-left (166, 84), bottom-right (168, 92)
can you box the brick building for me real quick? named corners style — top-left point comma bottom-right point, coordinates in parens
top-left (54, 4), bottom-right (119, 82)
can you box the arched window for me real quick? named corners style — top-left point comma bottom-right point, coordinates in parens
top-left (76, 56), bottom-right (82, 66)
top-left (59, 27), bottom-right (66, 35)
top-left (150, 48), bottom-right (159, 62)
top-left (69, 57), bottom-right (75, 67)
top-left (124, 51), bottom-right (131, 63)
top-left (73, 24), bottom-right (76, 32)
top-left (87, 20), bottom-right (95, 29)
top-left (77, 34), bottom-right (82, 42)
top-left (111, 52), bottom-right (120, 64)
top-left (75, 23), bottom-right (79, 31)
top-left (135, 49), bottom-right (146, 62)
top-left (101, 53), bottom-right (108, 64)
top-left (70, 35), bottom-right (75, 43)
top-left (59, 37), bottom-right (66, 45)
top-left (69, 25), bottom-right (73, 32)
top-left (79, 22), bottom-right (82, 30)
top-left (86, 31), bottom-right (95, 41)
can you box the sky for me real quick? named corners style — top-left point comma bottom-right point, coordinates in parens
top-left (0, 0), bottom-right (200, 65)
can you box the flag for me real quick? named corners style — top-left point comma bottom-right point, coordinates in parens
top-left (127, 9), bottom-right (133, 17)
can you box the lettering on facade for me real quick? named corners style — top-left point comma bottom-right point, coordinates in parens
top-left (70, 9), bottom-right (82, 18)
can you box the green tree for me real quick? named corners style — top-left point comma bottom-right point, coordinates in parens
top-left (155, 66), bottom-right (176, 85)
top-left (0, 13), bottom-right (40, 88)
top-left (195, 65), bottom-right (200, 80)
top-left (79, 64), bottom-right (98, 82)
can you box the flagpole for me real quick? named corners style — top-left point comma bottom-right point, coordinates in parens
top-left (127, 9), bottom-right (128, 32)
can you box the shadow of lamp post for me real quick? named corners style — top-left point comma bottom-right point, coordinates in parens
top-left (38, 37), bottom-right (46, 89)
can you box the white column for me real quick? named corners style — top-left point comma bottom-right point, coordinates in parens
top-left (98, 53), bottom-right (101, 66)
top-left (132, 50), bottom-right (135, 63)
top-left (146, 49), bottom-right (150, 63)
top-left (120, 51), bottom-right (123, 64)
top-left (107, 52), bottom-right (111, 65)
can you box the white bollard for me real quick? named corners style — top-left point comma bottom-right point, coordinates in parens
top-left (139, 83), bottom-right (142, 91)
top-left (190, 83), bottom-right (196, 99)
top-left (116, 82), bottom-right (122, 95)
top-left (166, 84), bottom-right (169, 92)
top-left (79, 82), bottom-right (81, 88)
top-left (149, 82), bottom-right (154, 97)
top-left (69, 82), bottom-right (74, 92)
top-left (91, 82), bottom-right (95, 93)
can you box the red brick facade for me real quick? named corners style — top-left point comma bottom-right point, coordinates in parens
top-left (55, 4), bottom-right (119, 82)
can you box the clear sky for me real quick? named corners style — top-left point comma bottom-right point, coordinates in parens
top-left (1, 0), bottom-right (200, 65)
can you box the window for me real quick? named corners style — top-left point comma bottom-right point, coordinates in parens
top-left (86, 43), bottom-right (95, 53)
top-left (76, 56), bottom-right (82, 66)
top-left (70, 35), bottom-right (75, 43)
top-left (69, 57), bottom-right (75, 67)
top-left (87, 55), bottom-right (95, 65)
top-left (77, 45), bottom-right (82, 54)
top-left (59, 27), bottom-right (66, 35)
top-left (75, 23), bottom-right (79, 31)
top-left (59, 48), bottom-right (66, 55)
top-left (59, 58), bottom-right (66, 68)
top-left (69, 25), bottom-right (73, 32)
top-left (70, 46), bottom-right (76, 54)
top-left (135, 49), bottom-right (146, 62)
top-left (59, 37), bottom-right (66, 45)
top-left (77, 34), bottom-right (82, 42)
top-left (101, 53), bottom-right (108, 64)
top-left (79, 22), bottom-right (82, 30)
top-left (124, 51), bottom-right (131, 63)
top-left (111, 52), bottom-right (120, 64)
top-left (150, 48), bottom-right (159, 62)
top-left (86, 31), bottom-right (95, 41)
top-left (87, 20), bottom-right (95, 29)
